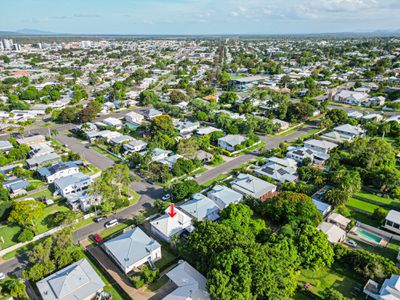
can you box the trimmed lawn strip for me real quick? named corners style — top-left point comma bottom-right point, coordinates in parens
top-left (346, 197), bottom-right (380, 214)
top-left (154, 247), bottom-right (178, 272)
top-left (201, 174), bottom-right (230, 188)
top-left (0, 224), bottom-right (21, 249)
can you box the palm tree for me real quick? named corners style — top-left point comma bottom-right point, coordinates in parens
top-left (3, 276), bottom-right (26, 299)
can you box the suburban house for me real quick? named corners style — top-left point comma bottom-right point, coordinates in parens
top-left (286, 146), bottom-right (330, 165)
top-left (255, 157), bottom-right (298, 184)
top-left (304, 139), bottom-right (338, 154)
top-left (362, 113), bottom-right (383, 122)
top-left (37, 161), bottom-right (81, 183)
top-left (109, 134), bottom-right (134, 145)
top-left (179, 193), bottom-right (220, 222)
top-left (103, 227), bottom-right (161, 274)
top-left (207, 185), bottom-right (243, 209)
top-left (17, 134), bottom-right (46, 146)
top-left (0, 140), bottom-right (13, 153)
top-left (66, 191), bottom-right (99, 212)
top-left (327, 213), bottom-right (351, 230)
top-left (231, 173), bottom-right (277, 201)
top-left (159, 154), bottom-right (184, 168)
top-left (364, 274), bottom-right (400, 300)
top-left (123, 139), bottom-right (148, 154)
top-left (36, 258), bottom-right (105, 300)
top-left (196, 126), bottom-right (221, 136)
top-left (125, 111), bottom-right (144, 127)
top-left (229, 75), bottom-right (265, 91)
top-left (53, 172), bottom-right (92, 197)
top-left (142, 148), bottom-right (172, 162)
top-left (218, 135), bottom-right (247, 152)
top-left (317, 222), bottom-right (347, 244)
top-left (26, 152), bottom-right (62, 170)
top-left (2, 176), bottom-right (30, 198)
top-left (163, 260), bottom-right (210, 300)
top-left (142, 108), bottom-right (163, 120)
top-left (334, 90), bottom-right (368, 105)
top-left (272, 119), bottom-right (290, 131)
top-left (332, 124), bottom-right (365, 139)
top-left (103, 117), bottom-right (123, 129)
top-left (150, 208), bottom-right (193, 242)
top-left (384, 210), bottom-right (400, 234)
top-left (175, 120), bottom-right (200, 135)
top-left (29, 143), bottom-right (55, 158)
top-left (312, 198), bottom-right (332, 217)
top-left (320, 130), bottom-right (353, 144)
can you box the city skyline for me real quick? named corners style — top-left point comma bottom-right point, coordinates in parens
top-left (1, 0), bottom-right (400, 35)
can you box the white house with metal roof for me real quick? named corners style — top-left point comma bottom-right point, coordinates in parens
top-left (255, 157), bottom-right (298, 184)
top-left (150, 208), bottom-right (193, 243)
top-left (207, 185), bottom-right (243, 209)
top-left (304, 139), bottom-right (338, 154)
top-left (103, 227), bottom-right (161, 274)
top-left (218, 134), bottom-right (247, 152)
top-left (384, 210), bottom-right (400, 234)
top-left (364, 274), bottom-right (400, 300)
top-left (36, 258), bottom-right (105, 300)
top-left (179, 193), bottom-right (220, 222)
top-left (333, 124), bottom-right (365, 139)
top-left (53, 172), bottom-right (92, 197)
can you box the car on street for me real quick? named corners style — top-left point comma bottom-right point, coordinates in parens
top-left (91, 233), bottom-right (104, 244)
top-left (105, 219), bottom-right (119, 228)
top-left (146, 179), bottom-right (154, 185)
top-left (94, 216), bottom-right (106, 223)
top-left (162, 194), bottom-right (171, 201)
top-left (0, 273), bottom-right (6, 280)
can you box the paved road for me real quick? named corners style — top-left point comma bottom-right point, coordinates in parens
top-left (55, 133), bottom-right (115, 170)
top-left (196, 125), bottom-right (316, 185)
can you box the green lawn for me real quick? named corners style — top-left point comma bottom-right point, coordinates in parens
top-left (155, 248), bottom-right (178, 271)
top-left (0, 201), bottom-right (75, 251)
top-left (346, 197), bottom-right (380, 214)
top-left (201, 174), bottom-right (230, 188)
top-left (271, 124), bottom-right (303, 137)
top-left (298, 264), bottom-right (364, 299)
top-left (92, 145), bottom-right (121, 162)
top-left (35, 202), bottom-right (73, 234)
top-left (354, 191), bottom-right (400, 210)
top-left (0, 224), bottom-right (21, 249)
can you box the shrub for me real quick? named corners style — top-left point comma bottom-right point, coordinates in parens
top-left (131, 277), bottom-right (145, 289)
top-left (18, 228), bottom-right (34, 242)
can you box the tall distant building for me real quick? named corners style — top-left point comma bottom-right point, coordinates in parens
top-left (2, 39), bottom-right (13, 51)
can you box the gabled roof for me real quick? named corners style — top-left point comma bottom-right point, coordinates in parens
top-left (150, 209), bottom-right (192, 239)
top-left (36, 258), bottom-right (105, 300)
top-left (386, 210), bottom-right (400, 224)
top-left (104, 227), bottom-right (160, 268)
top-left (207, 185), bottom-right (243, 209)
top-left (179, 194), bottom-right (219, 221)
top-left (231, 173), bottom-right (276, 198)
top-left (54, 172), bottom-right (91, 190)
top-left (218, 134), bottom-right (246, 146)
top-left (37, 161), bottom-right (80, 177)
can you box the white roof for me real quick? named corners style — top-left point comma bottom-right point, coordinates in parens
top-left (328, 213), bottom-right (351, 228)
top-left (386, 210), bottom-right (400, 224)
top-left (150, 208), bottom-right (192, 239)
top-left (231, 173), bottom-right (276, 198)
top-left (317, 222), bottom-right (346, 243)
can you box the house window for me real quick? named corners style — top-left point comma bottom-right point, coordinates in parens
top-left (387, 220), bottom-right (393, 226)
top-left (393, 223), bottom-right (400, 229)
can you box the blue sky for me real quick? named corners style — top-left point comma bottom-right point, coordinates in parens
top-left (1, 0), bottom-right (400, 34)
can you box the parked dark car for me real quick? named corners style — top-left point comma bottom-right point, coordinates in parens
top-left (93, 216), bottom-right (106, 223)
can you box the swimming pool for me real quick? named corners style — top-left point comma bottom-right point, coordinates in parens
top-left (355, 229), bottom-right (382, 244)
